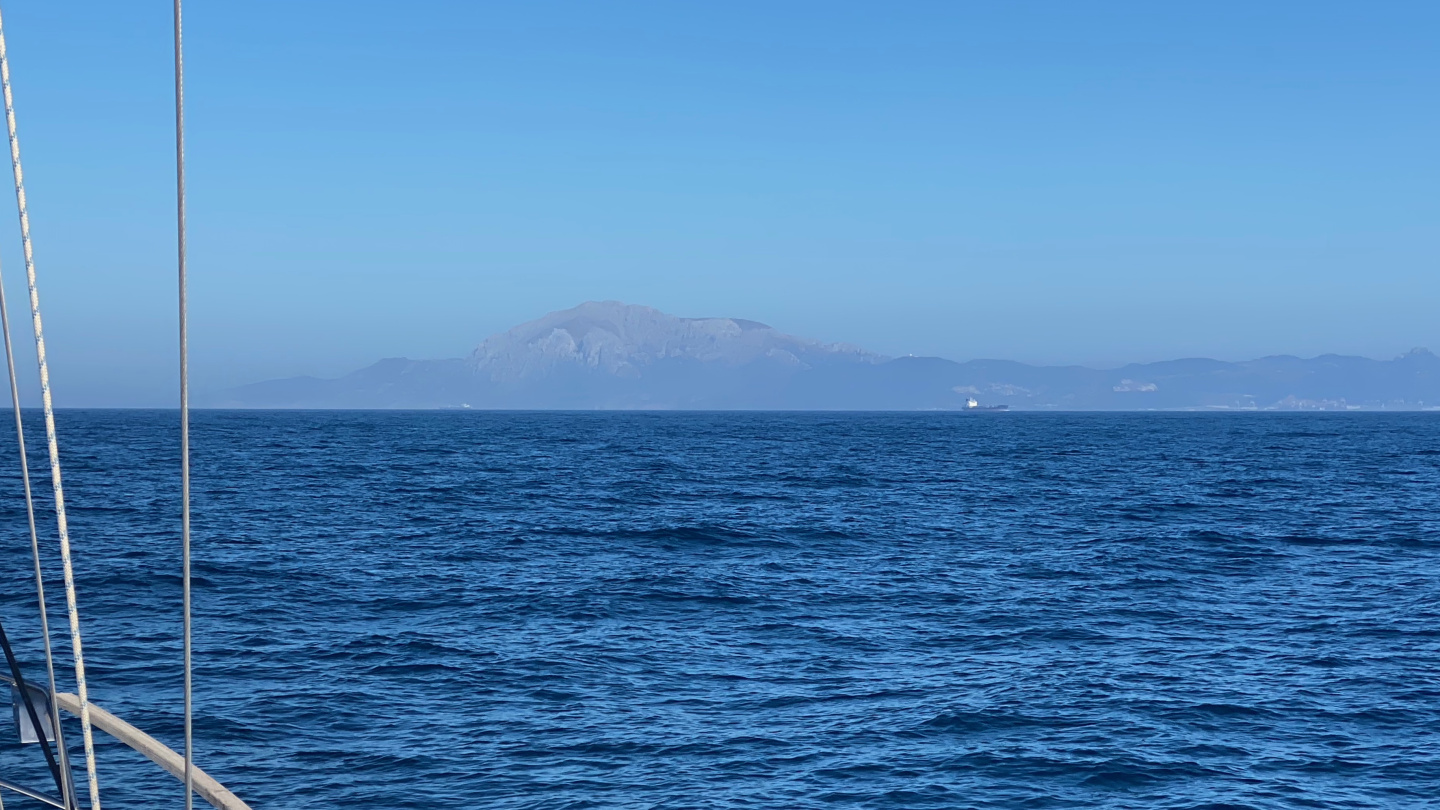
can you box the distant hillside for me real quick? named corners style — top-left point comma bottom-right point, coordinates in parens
top-left (211, 301), bottom-right (1440, 410)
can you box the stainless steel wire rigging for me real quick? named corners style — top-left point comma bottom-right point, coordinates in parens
top-left (0, 131), bottom-right (72, 810)
top-left (0, 4), bottom-right (102, 808)
top-left (0, 5), bottom-right (225, 808)
top-left (173, 1), bottom-right (195, 808)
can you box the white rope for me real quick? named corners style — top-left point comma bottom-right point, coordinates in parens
top-left (172, 2), bottom-right (194, 809)
top-left (0, 7), bottom-right (101, 809)
top-left (0, 161), bottom-right (71, 810)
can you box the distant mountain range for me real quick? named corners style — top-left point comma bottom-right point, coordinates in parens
top-left (211, 301), bottom-right (1440, 410)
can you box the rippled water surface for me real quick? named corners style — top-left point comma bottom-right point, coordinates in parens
top-left (1, 411), bottom-right (1439, 808)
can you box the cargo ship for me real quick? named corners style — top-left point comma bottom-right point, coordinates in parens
top-left (963, 397), bottom-right (1009, 412)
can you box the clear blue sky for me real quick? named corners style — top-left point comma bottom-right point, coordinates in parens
top-left (0, 1), bottom-right (1435, 405)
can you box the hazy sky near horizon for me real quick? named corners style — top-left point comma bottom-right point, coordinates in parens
top-left (0, 1), bottom-right (1435, 405)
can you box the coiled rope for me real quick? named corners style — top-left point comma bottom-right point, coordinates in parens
top-left (0, 6), bottom-right (102, 809)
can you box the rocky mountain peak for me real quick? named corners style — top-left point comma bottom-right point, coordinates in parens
top-left (468, 301), bottom-right (882, 382)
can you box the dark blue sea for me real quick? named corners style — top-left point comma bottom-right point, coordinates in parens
top-left (1, 411), bottom-right (1439, 809)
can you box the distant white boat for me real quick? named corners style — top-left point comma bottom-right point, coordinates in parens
top-left (963, 397), bottom-right (1009, 412)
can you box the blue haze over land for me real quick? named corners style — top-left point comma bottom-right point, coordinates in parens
top-left (0, 8), bottom-right (1434, 809)
top-left (223, 302), bottom-right (1440, 410)
top-left (0, 410), bottom-right (1436, 807)
top-left (0, 2), bottom-right (1431, 405)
